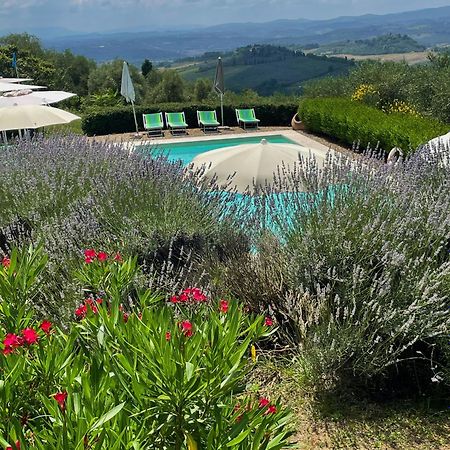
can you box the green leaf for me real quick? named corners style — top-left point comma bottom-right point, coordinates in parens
top-left (90, 402), bottom-right (126, 431)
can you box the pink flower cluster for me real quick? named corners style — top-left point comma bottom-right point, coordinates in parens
top-left (83, 249), bottom-right (122, 264)
top-left (170, 287), bottom-right (207, 304)
top-left (233, 397), bottom-right (277, 423)
top-left (2, 322), bottom-right (52, 355)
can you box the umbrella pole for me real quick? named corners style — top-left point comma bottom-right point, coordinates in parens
top-left (220, 93), bottom-right (224, 127)
top-left (131, 100), bottom-right (139, 135)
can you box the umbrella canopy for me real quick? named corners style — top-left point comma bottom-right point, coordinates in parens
top-left (0, 91), bottom-right (76, 107)
top-left (0, 82), bottom-right (46, 92)
top-left (213, 57), bottom-right (224, 95)
top-left (191, 138), bottom-right (326, 193)
top-left (0, 78), bottom-right (33, 83)
top-left (121, 62), bottom-right (136, 103)
top-left (0, 105), bottom-right (81, 132)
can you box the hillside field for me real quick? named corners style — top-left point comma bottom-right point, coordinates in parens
top-left (175, 45), bottom-right (354, 95)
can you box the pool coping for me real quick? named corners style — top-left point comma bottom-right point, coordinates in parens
top-left (129, 129), bottom-right (334, 160)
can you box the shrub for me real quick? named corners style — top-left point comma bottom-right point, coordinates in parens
top-left (0, 247), bottom-right (293, 449)
top-left (217, 143), bottom-right (450, 392)
top-left (0, 135), bottom-right (247, 319)
top-left (81, 101), bottom-right (299, 136)
top-left (298, 97), bottom-right (448, 153)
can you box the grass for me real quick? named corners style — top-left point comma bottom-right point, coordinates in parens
top-left (250, 357), bottom-right (450, 449)
top-left (43, 119), bottom-right (83, 136)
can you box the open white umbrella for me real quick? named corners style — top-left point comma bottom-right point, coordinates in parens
top-left (121, 61), bottom-right (139, 135)
top-left (191, 138), bottom-right (326, 193)
top-left (0, 105), bottom-right (80, 132)
top-left (0, 82), bottom-right (46, 92)
top-left (0, 78), bottom-right (33, 83)
top-left (0, 91), bottom-right (76, 107)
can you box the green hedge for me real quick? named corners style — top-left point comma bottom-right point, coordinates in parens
top-left (82, 102), bottom-right (298, 136)
top-left (298, 97), bottom-right (449, 153)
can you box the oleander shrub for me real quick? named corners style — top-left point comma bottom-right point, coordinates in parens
top-left (0, 247), bottom-right (293, 449)
top-left (81, 101), bottom-right (298, 136)
top-left (298, 97), bottom-right (448, 154)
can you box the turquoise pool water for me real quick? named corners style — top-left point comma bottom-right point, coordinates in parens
top-left (137, 134), bottom-right (298, 165)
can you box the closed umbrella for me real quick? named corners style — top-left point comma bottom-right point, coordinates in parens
top-left (0, 91), bottom-right (76, 107)
top-left (213, 57), bottom-right (225, 127)
top-left (191, 138), bottom-right (326, 193)
top-left (0, 105), bottom-right (80, 132)
top-left (121, 61), bottom-right (139, 135)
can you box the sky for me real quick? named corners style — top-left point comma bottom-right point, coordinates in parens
top-left (1, 0), bottom-right (449, 34)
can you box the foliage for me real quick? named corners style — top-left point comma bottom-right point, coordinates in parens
top-left (0, 247), bottom-right (293, 448)
top-left (141, 59), bottom-right (153, 77)
top-left (302, 59), bottom-right (450, 123)
top-left (81, 101), bottom-right (299, 135)
top-left (298, 97), bottom-right (448, 153)
top-left (217, 141), bottom-right (450, 391)
top-left (0, 135), bottom-right (247, 319)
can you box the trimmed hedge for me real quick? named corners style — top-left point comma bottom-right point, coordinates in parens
top-left (82, 102), bottom-right (298, 136)
top-left (299, 97), bottom-right (449, 153)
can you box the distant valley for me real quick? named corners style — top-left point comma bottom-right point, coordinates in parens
top-left (40, 6), bottom-right (450, 64)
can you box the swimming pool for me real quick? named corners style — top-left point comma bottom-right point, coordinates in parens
top-left (136, 134), bottom-right (299, 165)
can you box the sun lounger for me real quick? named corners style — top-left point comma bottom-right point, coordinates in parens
top-left (197, 110), bottom-right (220, 133)
top-left (235, 108), bottom-right (260, 130)
top-left (165, 112), bottom-right (188, 135)
top-left (143, 112), bottom-right (164, 136)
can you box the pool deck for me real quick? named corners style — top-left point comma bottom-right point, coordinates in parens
top-left (93, 126), bottom-right (351, 158)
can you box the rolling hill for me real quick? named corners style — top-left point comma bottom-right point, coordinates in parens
top-left (175, 45), bottom-right (354, 95)
top-left (308, 34), bottom-right (426, 56)
top-left (40, 6), bottom-right (450, 64)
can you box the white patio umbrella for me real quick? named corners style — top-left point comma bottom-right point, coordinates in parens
top-left (0, 82), bottom-right (46, 92)
top-left (121, 61), bottom-right (139, 135)
top-left (0, 105), bottom-right (80, 132)
top-left (0, 78), bottom-right (33, 83)
top-left (191, 138), bottom-right (326, 193)
top-left (0, 91), bottom-right (76, 107)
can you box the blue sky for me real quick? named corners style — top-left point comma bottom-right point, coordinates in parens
top-left (1, 0), bottom-right (449, 34)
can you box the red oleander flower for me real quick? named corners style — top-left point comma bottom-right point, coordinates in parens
top-left (165, 331), bottom-right (171, 341)
top-left (97, 251), bottom-right (108, 262)
top-left (258, 397), bottom-right (270, 408)
top-left (180, 320), bottom-right (193, 337)
top-left (3, 333), bottom-right (23, 348)
top-left (179, 292), bottom-right (189, 302)
top-left (191, 288), bottom-right (207, 302)
top-left (96, 297), bottom-right (103, 304)
top-left (264, 317), bottom-right (273, 327)
top-left (40, 320), bottom-right (52, 335)
top-left (53, 391), bottom-right (68, 410)
top-left (84, 256), bottom-right (93, 264)
top-left (75, 304), bottom-right (87, 319)
top-left (2, 347), bottom-right (14, 355)
top-left (123, 312), bottom-right (129, 323)
top-left (114, 252), bottom-right (122, 262)
top-left (6, 440), bottom-right (20, 450)
top-left (85, 299), bottom-right (98, 314)
top-left (170, 295), bottom-right (179, 303)
top-left (219, 300), bottom-right (229, 313)
top-left (1, 257), bottom-right (11, 268)
top-left (265, 405), bottom-right (277, 415)
top-left (84, 249), bottom-right (96, 259)
top-left (22, 328), bottom-right (39, 345)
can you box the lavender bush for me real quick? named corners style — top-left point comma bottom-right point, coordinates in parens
top-left (220, 145), bottom-right (450, 390)
top-left (0, 135), bottom-right (247, 319)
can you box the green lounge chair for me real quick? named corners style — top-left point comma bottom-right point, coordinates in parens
top-left (165, 112), bottom-right (188, 135)
top-left (197, 110), bottom-right (220, 133)
top-left (235, 108), bottom-right (260, 130)
top-left (143, 112), bottom-right (164, 136)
